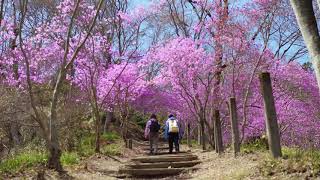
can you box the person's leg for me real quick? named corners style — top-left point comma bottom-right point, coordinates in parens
top-left (174, 133), bottom-right (179, 152)
top-left (168, 133), bottom-right (173, 154)
top-left (149, 133), bottom-right (154, 154)
top-left (154, 133), bottom-right (159, 154)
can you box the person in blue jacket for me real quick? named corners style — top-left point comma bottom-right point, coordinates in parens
top-left (164, 114), bottom-right (184, 154)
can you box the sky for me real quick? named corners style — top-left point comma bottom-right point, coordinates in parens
top-left (130, 0), bottom-right (309, 64)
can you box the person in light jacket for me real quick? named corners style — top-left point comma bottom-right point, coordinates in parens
top-left (144, 114), bottom-right (161, 155)
top-left (164, 114), bottom-right (183, 154)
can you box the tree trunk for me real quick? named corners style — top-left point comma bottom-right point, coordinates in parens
top-left (290, 0), bottom-right (320, 93)
top-left (46, 125), bottom-right (63, 171)
top-left (95, 112), bottom-right (101, 153)
top-left (214, 110), bottom-right (223, 154)
top-left (200, 117), bottom-right (206, 150)
top-left (47, 142), bottom-right (62, 171)
top-left (197, 125), bottom-right (201, 145)
top-left (9, 123), bottom-right (22, 146)
top-left (187, 123), bottom-right (191, 147)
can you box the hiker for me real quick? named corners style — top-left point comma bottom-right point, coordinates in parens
top-left (164, 114), bottom-right (183, 154)
top-left (144, 114), bottom-right (161, 155)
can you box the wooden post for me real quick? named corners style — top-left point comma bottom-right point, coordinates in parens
top-left (229, 97), bottom-right (240, 156)
top-left (214, 110), bottom-right (223, 154)
top-left (127, 139), bottom-right (133, 149)
top-left (187, 123), bottom-right (192, 147)
top-left (259, 72), bottom-right (282, 158)
top-left (197, 125), bottom-right (201, 145)
top-left (201, 118), bottom-right (206, 150)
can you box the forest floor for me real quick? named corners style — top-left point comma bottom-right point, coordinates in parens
top-left (3, 142), bottom-right (320, 180)
top-left (184, 149), bottom-right (312, 180)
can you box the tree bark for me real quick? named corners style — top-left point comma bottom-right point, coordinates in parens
top-left (290, 0), bottom-right (320, 94)
top-left (187, 123), bottom-right (191, 147)
top-left (200, 115), bottom-right (206, 150)
top-left (47, 133), bottom-right (63, 171)
top-left (214, 110), bottom-right (223, 154)
top-left (9, 123), bottom-right (22, 146)
top-left (197, 125), bottom-right (201, 145)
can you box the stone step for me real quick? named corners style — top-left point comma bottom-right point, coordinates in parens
top-left (119, 167), bottom-right (198, 176)
top-left (126, 160), bottom-right (201, 169)
top-left (131, 155), bottom-right (198, 163)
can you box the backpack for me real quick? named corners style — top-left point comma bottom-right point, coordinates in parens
top-left (168, 119), bottom-right (179, 133)
top-left (150, 120), bottom-right (160, 133)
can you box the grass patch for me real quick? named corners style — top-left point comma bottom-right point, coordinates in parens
top-left (224, 169), bottom-right (251, 180)
top-left (60, 152), bottom-right (80, 166)
top-left (259, 147), bottom-right (320, 177)
top-left (77, 133), bottom-right (95, 157)
top-left (180, 139), bottom-right (201, 148)
top-left (102, 143), bottom-right (122, 156)
top-left (1, 131), bottom-right (123, 176)
top-left (0, 151), bottom-right (47, 174)
top-left (0, 150), bottom-right (81, 175)
top-left (241, 138), bottom-right (268, 154)
top-left (101, 132), bottom-right (121, 142)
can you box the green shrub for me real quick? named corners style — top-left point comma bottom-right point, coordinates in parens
top-left (259, 157), bottom-right (282, 176)
top-left (130, 111), bottom-right (149, 129)
top-left (180, 139), bottom-right (199, 147)
top-left (0, 151), bottom-right (47, 174)
top-left (101, 132), bottom-right (121, 142)
top-left (282, 147), bottom-right (320, 176)
top-left (259, 147), bottom-right (320, 177)
top-left (60, 152), bottom-right (80, 166)
top-left (241, 138), bottom-right (268, 153)
top-left (102, 143), bottom-right (122, 156)
top-left (76, 133), bottom-right (95, 157)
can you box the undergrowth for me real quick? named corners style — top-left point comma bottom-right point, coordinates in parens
top-left (0, 131), bottom-right (123, 175)
top-left (241, 138), bottom-right (268, 153)
top-left (259, 147), bottom-right (320, 177)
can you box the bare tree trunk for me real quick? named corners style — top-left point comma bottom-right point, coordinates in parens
top-left (290, 0), bottom-right (320, 93)
top-left (214, 110), bottom-right (223, 154)
top-left (200, 119), bottom-right (205, 150)
top-left (187, 123), bottom-right (191, 147)
top-left (47, 128), bottom-right (63, 171)
top-left (197, 125), bottom-right (201, 145)
top-left (94, 109), bottom-right (101, 153)
top-left (9, 123), bottom-right (22, 146)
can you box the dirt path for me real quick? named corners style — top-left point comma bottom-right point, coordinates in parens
top-left (183, 149), bottom-right (261, 180)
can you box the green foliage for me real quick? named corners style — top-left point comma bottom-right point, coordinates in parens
top-left (241, 138), bottom-right (268, 153)
top-left (102, 143), bottom-right (122, 156)
top-left (259, 157), bottom-right (282, 176)
top-left (60, 152), bottom-right (80, 166)
top-left (101, 132), bottom-right (121, 142)
top-left (130, 110), bottom-right (149, 129)
top-left (0, 131), bottom-right (124, 176)
top-left (76, 133), bottom-right (95, 157)
top-left (76, 132), bottom-right (123, 157)
top-left (180, 139), bottom-right (200, 147)
top-left (0, 151), bottom-right (47, 174)
top-left (259, 147), bottom-right (320, 177)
